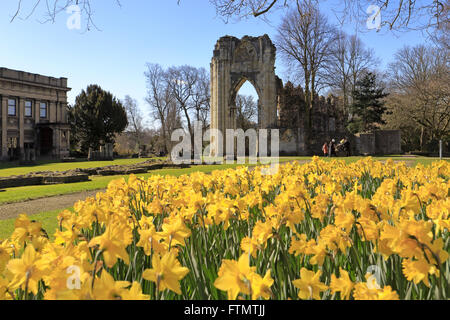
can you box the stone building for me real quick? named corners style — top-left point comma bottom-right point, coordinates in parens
top-left (209, 34), bottom-right (402, 157)
top-left (209, 35), bottom-right (279, 156)
top-left (0, 68), bottom-right (71, 161)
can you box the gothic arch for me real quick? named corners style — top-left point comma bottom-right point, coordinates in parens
top-left (229, 77), bottom-right (261, 107)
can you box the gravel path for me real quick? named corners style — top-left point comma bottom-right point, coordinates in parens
top-left (0, 189), bottom-right (104, 220)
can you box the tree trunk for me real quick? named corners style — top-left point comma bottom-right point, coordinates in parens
top-left (420, 126), bottom-right (424, 152)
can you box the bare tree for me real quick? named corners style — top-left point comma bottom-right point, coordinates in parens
top-left (166, 65), bottom-right (199, 139)
top-left (122, 95), bottom-right (145, 152)
top-left (191, 68), bottom-right (211, 128)
top-left (145, 63), bottom-right (175, 156)
top-left (145, 64), bottom-right (210, 157)
top-left (430, 4), bottom-right (450, 50)
top-left (9, 0), bottom-right (122, 31)
top-left (208, 0), bottom-right (289, 20)
top-left (323, 32), bottom-right (379, 120)
top-left (338, 0), bottom-right (449, 32)
top-left (386, 44), bottom-right (450, 151)
top-left (275, 0), bottom-right (335, 137)
top-left (207, 0), bottom-right (449, 33)
top-left (236, 94), bottom-right (259, 130)
top-left (10, 0), bottom-right (449, 34)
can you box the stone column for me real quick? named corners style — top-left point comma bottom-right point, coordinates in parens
top-left (49, 101), bottom-right (56, 122)
top-left (35, 100), bottom-right (40, 124)
top-left (34, 100), bottom-right (40, 158)
top-left (57, 128), bottom-right (62, 158)
top-left (55, 101), bottom-right (59, 123)
top-left (67, 130), bottom-right (71, 155)
top-left (52, 127), bottom-right (58, 158)
top-left (19, 98), bottom-right (25, 160)
top-left (1, 96), bottom-right (7, 160)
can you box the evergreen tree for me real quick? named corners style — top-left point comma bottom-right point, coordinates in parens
top-left (347, 72), bottom-right (389, 134)
top-left (69, 85), bottom-right (128, 154)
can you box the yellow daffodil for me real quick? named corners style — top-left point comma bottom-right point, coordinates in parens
top-left (250, 270), bottom-right (274, 300)
top-left (92, 271), bottom-right (131, 300)
top-left (292, 268), bottom-right (328, 300)
top-left (214, 254), bottom-right (256, 300)
top-left (330, 268), bottom-right (354, 300)
top-left (142, 251), bottom-right (189, 295)
top-left (88, 224), bottom-right (132, 268)
top-left (7, 244), bottom-right (46, 295)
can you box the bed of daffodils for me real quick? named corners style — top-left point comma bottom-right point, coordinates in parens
top-left (0, 157), bottom-right (448, 300)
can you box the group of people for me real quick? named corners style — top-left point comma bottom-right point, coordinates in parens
top-left (322, 138), bottom-right (351, 157)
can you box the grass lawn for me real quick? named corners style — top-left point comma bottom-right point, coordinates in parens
top-left (0, 163), bottom-right (262, 205)
top-left (0, 207), bottom-right (71, 241)
top-left (0, 157), bottom-right (163, 177)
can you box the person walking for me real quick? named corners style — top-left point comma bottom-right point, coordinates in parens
top-left (329, 139), bottom-right (336, 157)
top-left (343, 138), bottom-right (351, 157)
top-left (322, 141), bottom-right (329, 157)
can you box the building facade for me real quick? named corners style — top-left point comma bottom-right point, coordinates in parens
top-left (0, 68), bottom-right (71, 161)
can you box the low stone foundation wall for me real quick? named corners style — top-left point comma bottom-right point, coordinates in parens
top-left (41, 173), bottom-right (90, 185)
top-left (0, 160), bottom-right (194, 189)
top-left (0, 172), bottom-right (89, 189)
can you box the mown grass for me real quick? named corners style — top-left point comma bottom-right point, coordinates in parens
top-left (0, 158), bottom-right (164, 177)
top-left (0, 163), bottom-right (261, 205)
top-left (0, 164), bottom-right (263, 240)
top-left (0, 207), bottom-right (73, 241)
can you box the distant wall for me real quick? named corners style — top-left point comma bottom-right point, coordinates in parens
top-left (279, 128), bottom-right (308, 156)
top-left (375, 130), bottom-right (402, 155)
top-left (356, 130), bottom-right (401, 155)
top-left (278, 129), bottom-right (402, 156)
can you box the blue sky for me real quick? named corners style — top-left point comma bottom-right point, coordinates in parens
top-left (0, 0), bottom-right (431, 127)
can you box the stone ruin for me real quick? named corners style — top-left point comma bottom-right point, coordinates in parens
top-left (0, 159), bottom-right (192, 189)
top-left (88, 143), bottom-right (114, 161)
top-left (209, 35), bottom-right (279, 157)
top-left (0, 171), bottom-right (90, 189)
top-left (209, 34), bottom-right (401, 156)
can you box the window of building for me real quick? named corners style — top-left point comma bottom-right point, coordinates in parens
top-left (40, 102), bottom-right (48, 118)
top-left (8, 99), bottom-right (16, 116)
top-left (25, 100), bottom-right (33, 117)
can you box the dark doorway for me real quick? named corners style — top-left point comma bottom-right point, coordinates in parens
top-left (7, 137), bottom-right (20, 161)
top-left (40, 127), bottom-right (53, 156)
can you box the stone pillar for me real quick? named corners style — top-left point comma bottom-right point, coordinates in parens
top-left (67, 130), bottom-right (71, 155)
top-left (53, 127), bottom-right (61, 159)
top-left (1, 96), bottom-right (7, 160)
top-left (49, 101), bottom-right (56, 122)
top-left (19, 98), bottom-right (25, 160)
top-left (55, 101), bottom-right (59, 123)
top-left (34, 100), bottom-right (40, 158)
top-left (35, 100), bottom-right (40, 124)
top-left (52, 128), bottom-right (57, 158)
top-left (61, 103), bottom-right (67, 123)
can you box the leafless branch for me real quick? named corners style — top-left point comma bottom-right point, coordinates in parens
top-left (9, 0), bottom-right (122, 32)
